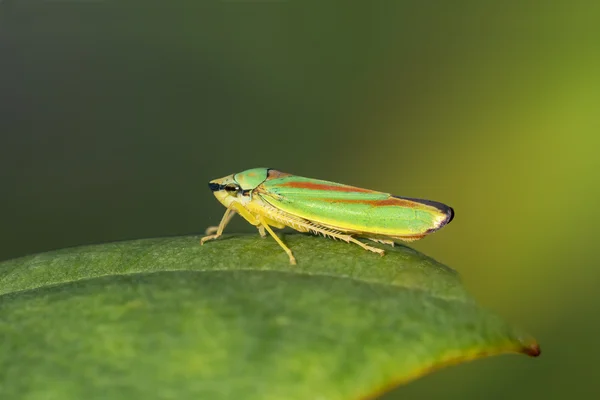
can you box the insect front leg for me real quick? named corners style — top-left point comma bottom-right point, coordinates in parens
top-left (201, 207), bottom-right (235, 245)
top-left (204, 209), bottom-right (237, 236)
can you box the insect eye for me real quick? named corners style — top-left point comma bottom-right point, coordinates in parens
top-left (224, 183), bottom-right (240, 193)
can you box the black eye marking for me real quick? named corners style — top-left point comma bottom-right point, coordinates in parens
top-left (224, 183), bottom-right (240, 193)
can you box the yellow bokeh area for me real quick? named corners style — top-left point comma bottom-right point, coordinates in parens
top-left (1, 1), bottom-right (598, 398)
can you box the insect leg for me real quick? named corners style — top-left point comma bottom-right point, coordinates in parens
top-left (201, 207), bottom-right (234, 245)
top-left (336, 234), bottom-right (385, 256)
top-left (204, 209), bottom-right (237, 235)
top-left (258, 216), bottom-right (297, 265)
top-left (257, 225), bottom-right (267, 238)
top-left (307, 225), bottom-right (385, 256)
top-left (367, 238), bottom-right (395, 247)
top-left (260, 203), bottom-right (384, 258)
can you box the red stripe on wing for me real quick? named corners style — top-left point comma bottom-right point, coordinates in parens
top-left (320, 197), bottom-right (420, 207)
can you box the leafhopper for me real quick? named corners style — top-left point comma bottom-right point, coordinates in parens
top-left (202, 168), bottom-right (454, 265)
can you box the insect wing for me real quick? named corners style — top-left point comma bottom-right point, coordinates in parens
top-left (259, 175), bottom-right (452, 238)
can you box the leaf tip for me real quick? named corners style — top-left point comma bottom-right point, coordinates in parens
top-left (522, 342), bottom-right (541, 357)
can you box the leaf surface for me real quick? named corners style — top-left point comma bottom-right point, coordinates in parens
top-left (0, 235), bottom-right (539, 400)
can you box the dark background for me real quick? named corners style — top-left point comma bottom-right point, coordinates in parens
top-left (1, 1), bottom-right (599, 398)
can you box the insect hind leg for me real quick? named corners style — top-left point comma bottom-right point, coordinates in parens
top-left (306, 224), bottom-right (385, 256)
top-left (341, 234), bottom-right (385, 256)
top-left (367, 238), bottom-right (395, 247)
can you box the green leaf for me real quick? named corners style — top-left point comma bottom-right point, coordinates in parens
top-left (0, 234), bottom-right (539, 400)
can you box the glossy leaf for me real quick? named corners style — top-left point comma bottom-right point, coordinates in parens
top-left (0, 235), bottom-right (539, 400)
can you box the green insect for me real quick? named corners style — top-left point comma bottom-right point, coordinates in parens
top-left (202, 168), bottom-right (454, 264)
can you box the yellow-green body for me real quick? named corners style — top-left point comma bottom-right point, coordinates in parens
top-left (202, 168), bottom-right (454, 264)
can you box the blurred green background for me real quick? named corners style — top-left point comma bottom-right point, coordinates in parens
top-left (1, 1), bottom-right (598, 398)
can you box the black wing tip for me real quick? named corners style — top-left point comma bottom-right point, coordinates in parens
top-left (393, 195), bottom-right (454, 227)
top-left (445, 206), bottom-right (455, 225)
top-left (433, 203), bottom-right (454, 230)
